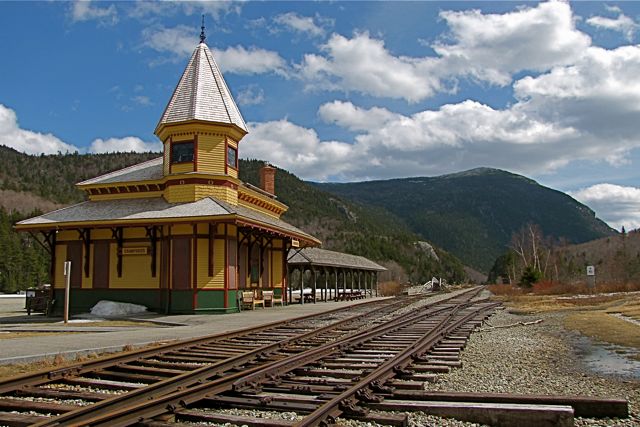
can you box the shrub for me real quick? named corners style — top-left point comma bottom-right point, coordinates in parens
top-left (378, 281), bottom-right (403, 296)
top-left (520, 266), bottom-right (543, 287)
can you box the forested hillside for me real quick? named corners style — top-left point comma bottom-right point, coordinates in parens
top-left (0, 150), bottom-right (467, 292)
top-left (317, 168), bottom-right (615, 272)
top-left (241, 160), bottom-right (466, 283)
top-left (488, 227), bottom-right (640, 286)
top-left (0, 146), bottom-right (158, 205)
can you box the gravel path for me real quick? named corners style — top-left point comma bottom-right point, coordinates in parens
top-left (425, 308), bottom-right (640, 427)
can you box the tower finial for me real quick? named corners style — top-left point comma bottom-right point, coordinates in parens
top-left (200, 14), bottom-right (206, 43)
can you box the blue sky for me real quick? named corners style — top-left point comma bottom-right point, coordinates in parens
top-left (1, 1), bottom-right (640, 230)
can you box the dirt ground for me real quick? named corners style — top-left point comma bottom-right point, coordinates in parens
top-left (493, 291), bottom-right (640, 360)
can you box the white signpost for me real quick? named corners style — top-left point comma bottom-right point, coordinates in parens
top-left (63, 261), bottom-right (72, 324)
top-left (586, 265), bottom-right (595, 288)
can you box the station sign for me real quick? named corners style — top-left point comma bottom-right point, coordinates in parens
top-left (122, 247), bottom-right (148, 255)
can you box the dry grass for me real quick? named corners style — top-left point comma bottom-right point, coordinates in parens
top-left (65, 320), bottom-right (156, 327)
top-left (378, 281), bottom-right (403, 296)
top-left (606, 299), bottom-right (640, 322)
top-left (0, 341), bottom-right (165, 380)
top-left (490, 282), bottom-right (640, 359)
top-left (0, 352), bottom-right (94, 380)
top-left (565, 311), bottom-right (640, 360)
top-left (0, 331), bottom-right (69, 340)
top-left (487, 280), bottom-right (640, 297)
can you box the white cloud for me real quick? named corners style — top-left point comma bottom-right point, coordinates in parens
top-left (237, 85), bottom-right (265, 106)
top-left (129, 1), bottom-right (240, 21)
top-left (318, 101), bottom-right (399, 132)
top-left (587, 12), bottom-right (638, 41)
top-left (70, 1), bottom-right (118, 25)
top-left (297, 2), bottom-right (591, 102)
top-left (273, 12), bottom-right (330, 37)
top-left (142, 25), bottom-right (195, 59)
top-left (132, 95), bottom-right (152, 106)
top-left (213, 45), bottom-right (287, 75)
top-left (570, 184), bottom-right (640, 231)
top-left (241, 120), bottom-right (355, 181)
top-left (0, 104), bottom-right (79, 155)
top-left (298, 32), bottom-right (443, 102)
top-left (89, 137), bottom-right (161, 153)
top-left (434, 1), bottom-right (590, 86)
top-left (251, 45), bottom-right (640, 180)
top-left (142, 26), bottom-right (286, 74)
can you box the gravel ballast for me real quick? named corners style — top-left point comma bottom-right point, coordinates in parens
top-left (426, 308), bottom-right (640, 427)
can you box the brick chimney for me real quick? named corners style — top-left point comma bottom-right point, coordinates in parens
top-left (260, 163), bottom-right (276, 195)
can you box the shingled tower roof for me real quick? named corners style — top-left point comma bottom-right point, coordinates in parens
top-left (155, 41), bottom-right (247, 134)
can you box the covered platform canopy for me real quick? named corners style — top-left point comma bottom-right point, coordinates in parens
top-left (287, 247), bottom-right (386, 304)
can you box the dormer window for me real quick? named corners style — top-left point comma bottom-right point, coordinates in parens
top-left (227, 145), bottom-right (238, 169)
top-left (171, 141), bottom-right (194, 164)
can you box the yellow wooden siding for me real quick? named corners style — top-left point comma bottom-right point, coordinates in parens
top-left (238, 199), bottom-right (279, 219)
top-left (56, 230), bottom-right (77, 242)
top-left (82, 246), bottom-right (93, 289)
top-left (226, 138), bottom-right (238, 179)
top-left (196, 238), bottom-right (225, 289)
top-left (164, 184), bottom-right (196, 203)
top-left (171, 163), bottom-right (194, 174)
top-left (171, 224), bottom-right (193, 235)
top-left (273, 238), bottom-right (283, 249)
top-left (92, 229), bottom-right (112, 240)
top-left (163, 142), bottom-right (170, 175)
top-left (124, 228), bottom-right (148, 239)
top-left (272, 250), bottom-right (283, 288)
top-left (193, 184), bottom-right (238, 205)
top-left (89, 191), bottom-right (163, 201)
top-left (197, 134), bottom-right (226, 175)
top-left (54, 245), bottom-right (66, 288)
top-left (108, 243), bottom-right (160, 289)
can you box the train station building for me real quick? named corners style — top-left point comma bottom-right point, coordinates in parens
top-left (15, 35), bottom-right (323, 314)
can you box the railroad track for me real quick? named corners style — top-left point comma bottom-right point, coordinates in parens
top-left (0, 289), bottom-right (481, 426)
top-left (15, 288), bottom-right (499, 426)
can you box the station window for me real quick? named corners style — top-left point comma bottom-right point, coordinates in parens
top-left (227, 145), bottom-right (237, 169)
top-left (171, 141), bottom-right (194, 163)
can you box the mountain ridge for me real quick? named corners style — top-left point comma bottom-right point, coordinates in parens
top-left (315, 168), bottom-right (615, 272)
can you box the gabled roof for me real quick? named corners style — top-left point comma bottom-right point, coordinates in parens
top-left (15, 196), bottom-right (320, 245)
top-left (78, 157), bottom-right (163, 186)
top-left (156, 42), bottom-right (247, 133)
top-left (288, 247), bottom-right (386, 271)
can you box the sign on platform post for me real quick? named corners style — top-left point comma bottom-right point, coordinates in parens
top-left (63, 261), bottom-right (72, 324)
top-left (586, 265), bottom-right (595, 288)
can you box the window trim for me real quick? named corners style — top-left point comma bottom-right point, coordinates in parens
top-left (170, 140), bottom-right (195, 165)
top-left (226, 144), bottom-right (238, 171)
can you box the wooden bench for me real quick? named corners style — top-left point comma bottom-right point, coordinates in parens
top-left (263, 290), bottom-right (284, 307)
top-left (240, 291), bottom-right (265, 310)
top-left (334, 290), bottom-right (365, 301)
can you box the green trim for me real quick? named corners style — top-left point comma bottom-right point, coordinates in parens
top-left (195, 289), bottom-right (225, 311)
top-left (51, 289), bottom-right (161, 315)
top-left (193, 307), bottom-right (238, 314)
top-left (227, 290), bottom-right (241, 312)
top-left (169, 290), bottom-right (194, 314)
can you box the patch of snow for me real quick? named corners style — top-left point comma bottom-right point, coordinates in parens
top-left (57, 319), bottom-right (101, 324)
top-left (556, 290), bottom-right (640, 300)
top-left (90, 300), bottom-right (148, 318)
top-left (610, 313), bottom-right (640, 327)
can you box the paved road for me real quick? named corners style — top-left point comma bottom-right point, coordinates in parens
top-left (0, 296), bottom-right (388, 365)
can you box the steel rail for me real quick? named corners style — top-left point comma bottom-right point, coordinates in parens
top-left (55, 289), bottom-right (488, 427)
top-left (295, 301), bottom-right (500, 426)
top-left (0, 296), bottom-right (407, 395)
top-left (27, 291), bottom-right (479, 426)
top-left (26, 296), bottom-right (417, 427)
